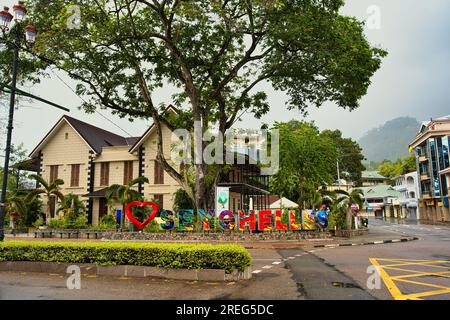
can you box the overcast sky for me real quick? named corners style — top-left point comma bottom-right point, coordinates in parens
top-left (1, 0), bottom-right (450, 155)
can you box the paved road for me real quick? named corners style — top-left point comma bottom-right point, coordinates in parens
top-left (1, 218), bottom-right (449, 300)
top-left (301, 218), bottom-right (450, 300)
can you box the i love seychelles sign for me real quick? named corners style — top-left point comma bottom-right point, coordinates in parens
top-left (125, 201), bottom-right (328, 231)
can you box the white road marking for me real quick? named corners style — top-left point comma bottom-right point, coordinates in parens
top-left (262, 265), bottom-right (273, 269)
top-left (272, 261), bottom-right (282, 265)
top-left (252, 270), bottom-right (262, 274)
top-left (374, 241), bottom-right (384, 244)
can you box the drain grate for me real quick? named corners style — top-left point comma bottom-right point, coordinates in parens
top-left (331, 282), bottom-right (361, 289)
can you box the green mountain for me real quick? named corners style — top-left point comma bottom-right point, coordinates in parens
top-left (358, 117), bottom-right (420, 163)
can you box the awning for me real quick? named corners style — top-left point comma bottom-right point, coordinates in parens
top-left (83, 188), bottom-right (113, 198)
top-left (269, 197), bottom-right (299, 209)
top-left (11, 157), bottom-right (40, 172)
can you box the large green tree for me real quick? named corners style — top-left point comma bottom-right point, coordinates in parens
top-left (377, 154), bottom-right (417, 181)
top-left (270, 120), bottom-right (338, 204)
top-left (321, 129), bottom-right (366, 185)
top-left (19, 0), bottom-right (385, 209)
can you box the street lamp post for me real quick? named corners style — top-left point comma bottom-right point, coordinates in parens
top-left (0, 1), bottom-right (36, 241)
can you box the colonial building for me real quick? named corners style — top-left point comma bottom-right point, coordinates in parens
top-left (18, 106), bottom-right (271, 225)
top-left (409, 116), bottom-right (450, 223)
top-left (393, 172), bottom-right (420, 220)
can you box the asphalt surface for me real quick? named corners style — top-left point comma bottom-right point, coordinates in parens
top-left (0, 218), bottom-right (449, 300)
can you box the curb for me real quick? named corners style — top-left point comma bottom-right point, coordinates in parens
top-left (0, 261), bottom-right (252, 282)
top-left (313, 237), bottom-right (420, 248)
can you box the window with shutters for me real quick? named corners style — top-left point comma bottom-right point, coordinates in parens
top-left (123, 161), bottom-right (133, 184)
top-left (154, 160), bottom-right (164, 184)
top-left (49, 165), bottom-right (58, 183)
top-left (70, 164), bottom-right (80, 187)
top-left (100, 162), bottom-right (110, 186)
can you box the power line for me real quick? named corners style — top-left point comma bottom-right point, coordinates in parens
top-left (49, 68), bottom-right (134, 137)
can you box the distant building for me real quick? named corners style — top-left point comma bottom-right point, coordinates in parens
top-left (361, 171), bottom-right (389, 187)
top-left (352, 185), bottom-right (400, 218)
top-left (409, 115), bottom-right (450, 223)
top-left (325, 179), bottom-right (353, 192)
top-left (394, 172), bottom-right (420, 220)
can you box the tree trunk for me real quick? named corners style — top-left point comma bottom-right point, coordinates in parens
top-left (46, 197), bottom-right (51, 226)
top-left (346, 207), bottom-right (353, 230)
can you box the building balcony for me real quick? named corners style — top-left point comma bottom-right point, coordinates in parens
top-left (421, 192), bottom-right (432, 200)
top-left (418, 155), bottom-right (428, 162)
top-left (420, 174), bottom-right (430, 181)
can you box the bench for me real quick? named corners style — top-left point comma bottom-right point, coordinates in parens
top-left (34, 230), bottom-right (53, 238)
top-left (81, 230), bottom-right (105, 239)
top-left (55, 230), bottom-right (80, 239)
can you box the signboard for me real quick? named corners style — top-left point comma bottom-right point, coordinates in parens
top-left (302, 210), bottom-right (317, 230)
top-left (124, 202), bottom-right (327, 232)
top-left (216, 187), bottom-right (230, 212)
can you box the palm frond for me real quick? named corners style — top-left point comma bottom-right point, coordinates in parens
top-left (24, 189), bottom-right (46, 203)
top-left (51, 190), bottom-right (65, 203)
top-left (29, 174), bottom-right (49, 190)
top-left (128, 176), bottom-right (149, 187)
top-left (49, 179), bottom-right (65, 190)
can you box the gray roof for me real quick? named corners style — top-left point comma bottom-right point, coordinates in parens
top-left (64, 116), bottom-right (138, 153)
top-left (351, 185), bottom-right (400, 199)
top-left (361, 171), bottom-right (388, 180)
top-left (30, 115), bottom-right (139, 156)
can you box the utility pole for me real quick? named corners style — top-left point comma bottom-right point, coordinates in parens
top-left (0, 2), bottom-right (37, 241)
top-left (337, 160), bottom-right (341, 190)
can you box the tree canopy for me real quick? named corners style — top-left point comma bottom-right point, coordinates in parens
top-left (377, 154), bottom-right (417, 181)
top-left (6, 0), bottom-right (386, 208)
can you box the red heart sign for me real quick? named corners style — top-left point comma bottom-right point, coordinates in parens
top-left (125, 201), bottom-right (158, 230)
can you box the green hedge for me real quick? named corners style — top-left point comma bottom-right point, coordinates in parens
top-left (0, 241), bottom-right (252, 273)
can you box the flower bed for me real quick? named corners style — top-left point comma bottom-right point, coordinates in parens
top-left (102, 230), bottom-right (332, 241)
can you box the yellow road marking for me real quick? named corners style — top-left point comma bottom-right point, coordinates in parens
top-left (369, 258), bottom-right (450, 300)
top-left (395, 278), bottom-right (450, 290)
top-left (369, 258), bottom-right (405, 300)
top-left (402, 288), bottom-right (450, 300)
top-left (391, 270), bottom-right (450, 280)
top-left (380, 261), bottom-right (450, 269)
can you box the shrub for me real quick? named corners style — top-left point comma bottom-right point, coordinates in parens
top-left (143, 220), bottom-right (163, 233)
top-left (0, 241), bottom-right (252, 273)
top-left (47, 215), bottom-right (88, 229)
top-left (94, 214), bottom-right (117, 230)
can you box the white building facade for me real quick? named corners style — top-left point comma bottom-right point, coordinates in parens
top-left (394, 171), bottom-right (420, 220)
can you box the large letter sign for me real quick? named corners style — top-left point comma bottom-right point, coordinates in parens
top-left (198, 209), bottom-right (214, 231)
top-left (126, 202), bottom-right (328, 232)
top-left (275, 210), bottom-right (287, 231)
top-left (160, 210), bottom-right (175, 230)
top-left (239, 210), bottom-right (256, 231)
top-left (258, 210), bottom-right (273, 231)
top-left (125, 201), bottom-right (158, 230)
top-left (218, 210), bottom-right (235, 231)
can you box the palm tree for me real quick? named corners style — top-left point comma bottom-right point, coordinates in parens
top-left (57, 193), bottom-right (86, 220)
top-left (26, 174), bottom-right (65, 225)
top-left (6, 194), bottom-right (28, 229)
top-left (105, 177), bottom-right (149, 229)
top-left (334, 189), bottom-right (364, 229)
